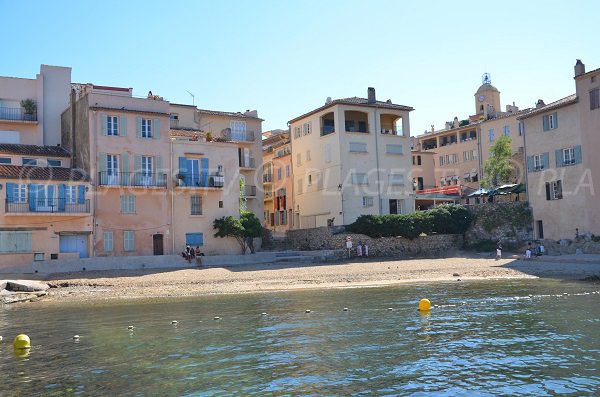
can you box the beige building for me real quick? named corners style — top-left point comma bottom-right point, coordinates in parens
top-left (289, 88), bottom-right (414, 228)
top-left (520, 59), bottom-right (599, 240)
top-left (262, 129), bottom-right (293, 233)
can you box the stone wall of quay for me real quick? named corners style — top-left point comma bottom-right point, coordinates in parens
top-left (464, 202), bottom-right (533, 248)
top-left (286, 227), bottom-right (463, 258)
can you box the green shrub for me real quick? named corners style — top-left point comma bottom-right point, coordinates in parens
top-left (347, 204), bottom-right (472, 239)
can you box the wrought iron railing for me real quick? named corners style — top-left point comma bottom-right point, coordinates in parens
top-left (239, 157), bottom-right (256, 168)
top-left (98, 172), bottom-right (167, 187)
top-left (244, 185), bottom-right (257, 197)
top-left (176, 173), bottom-right (224, 188)
top-left (5, 198), bottom-right (90, 213)
top-left (0, 107), bottom-right (37, 122)
top-left (263, 173), bottom-right (273, 182)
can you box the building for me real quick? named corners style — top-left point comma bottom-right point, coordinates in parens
top-left (519, 59), bottom-right (599, 240)
top-left (289, 87), bottom-right (414, 228)
top-left (262, 129), bottom-right (293, 233)
top-left (0, 66), bottom-right (92, 271)
top-left (169, 104), bottom-right (264, 254)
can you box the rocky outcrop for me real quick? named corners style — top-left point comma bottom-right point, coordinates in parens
top-left (1, 280), bottom-right (49, 304)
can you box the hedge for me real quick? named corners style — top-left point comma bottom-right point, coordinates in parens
top-left (347, 203), bottom-right (472, 239)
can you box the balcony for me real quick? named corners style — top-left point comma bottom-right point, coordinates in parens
top-left (176, 173), bottom-right (224, 188)
top-left (5, 198), bottom-right (90, 214)
top-left (239, 157), bottom-right (256, 169)
top-left (0, 107), bottom-right (38, 122)
top-left (228, 131), bottom-right (255, 142)
top-left (98, 172), bottom-right (168, 187)
top-left (381, 128), bottom-right (402, 136)
top-left (244, 185), bottom-right (257, 197)
top-left (264, 190), bottom-right (274, 200)
top-left (274, 148), bottom-right (291, 158)
top-left (263, 173), bottom-right (273, 183)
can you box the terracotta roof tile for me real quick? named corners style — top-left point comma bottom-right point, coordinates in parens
top-left (517, 94), bottom-right (578, 120)
top-left (0, 165), bottom-right (89, 182)
top-left (196, 109), bottom-right (264, 121)
top-left (0, 144), bottom-right (71, 158)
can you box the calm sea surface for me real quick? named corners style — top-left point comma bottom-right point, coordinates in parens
top-left (1, 279), bottom-right (599, 396)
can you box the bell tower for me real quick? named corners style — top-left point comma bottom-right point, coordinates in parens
top-left (474, 73), bottom-right (501, 118)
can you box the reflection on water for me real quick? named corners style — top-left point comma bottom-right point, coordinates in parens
top-left (1, 279), bottom-right (599, 396)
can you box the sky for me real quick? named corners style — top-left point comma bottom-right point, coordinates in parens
top-left (2, 0), bottom-right (599, 135)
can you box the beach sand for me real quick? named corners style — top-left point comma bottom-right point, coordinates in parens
top-left (34, 253), bottom-right (600, 303)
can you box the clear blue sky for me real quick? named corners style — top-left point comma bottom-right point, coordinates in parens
top-left (2, 0), bottom-right (599, 135)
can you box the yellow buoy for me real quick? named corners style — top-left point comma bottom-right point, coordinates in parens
top-left (13, 334), bottom-right (31, 349)
top-left (418, 298), bottom-right (431, 312)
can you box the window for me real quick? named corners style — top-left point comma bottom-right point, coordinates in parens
top-left (562, 148), bottom-right (575, 165)
top-left (358, 121), bottom-right (367, 133)
top-left (389, 199), bottom-right (405, 215)
top-left (141, 118), bottom-right (152, 138)
top-left (362, 196), bottom-right (374, 207)
top-left (0, 231), bottom-right (32, 253)
top-left (324, 144), bottom-right (332, 163)
top-left (350, 142), bottom-right (367, 153)
top-left (351, 173), bottom-right (368, 185)
top-left (123, 231), bottom-right (135, 251)
top-left (322, 118), bottom-right (335, 135)
top-left (219, 200), bottom-right (223, 208)
top-left (546, 180), bottom-right (563, 200)
top-left (542, 112), bottom-right (557, 131)
top-left (417, 155), bottom-right (421, 165)
top-left (590, 88), bottom-right (600, 110)
top-left (412, 156), bottom-right (415, 165)
top-left (503, 125), bottom-right (510, 136)
top-left (22, 158), bottom-right (37, 166)
top-left (306, 150), bottom-right (311, 161)
top-left (294, 126), bottom-right (301, 139)
top-left (121, 195), bottom-right (136, 213)
top-left (439, 155), bottom-right (445, 166)
top-left (285, 165), bottom-right (290, 177)
top-left (450, 154), bottom-right (459, 164)
top-left (280, 210), bottom-right (287, 225)
top-left (65, 185), bottom-right (77, 204)
top-left (488, 129), bottom-right (494, 143)
top-left (533, 154), bottom-right (542, 170)
top-left (191, 195), bottom-right (202, 215)
top-left (103, 231), bottom-right (114, 252)
top-left (169, 114), bottom-right (179, 127)
top-left (231, 121), bottom-right (247, 141)
top-left (185, 232), bottom-right (204, 246)
top-left (518, 121), bottom-right (525, 136)
top-left (107, 115), bottom-right (119, 136)
top-left (277, 168), bottom-right (282, 180)
top-left (47, 159), bottom-right (62, 167)
top-left (13, 184), bottom-right (26, 203)
top-left (388, 174), bottom-right (404, 186)
top-left (463, 150), bottom-right (477, 162)
top-left (557, 145), bottom-right (581, 167)
top-left (303, 122), bottom-right (311, 135)
top-left (386, 144), bottom-right (403, 155)
top-left (308, 174), bottom-right (312, 185)
top-left (297, 153), bottom-right (301, 166)
top-left (0, 157), bottom-right (10, 164)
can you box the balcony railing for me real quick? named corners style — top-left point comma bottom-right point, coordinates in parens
top-left (176, 173), bottom-right (224, 188)
top-left (274, 149), bottom-right (291, 158)
top-left (170, 119), bottom-right (179, 128)
top-left (264, 191), bottom-right (274, 200)
top-left (230, 131), bottom-right (255, 142)
top-left (0, 107), bottom-right (37, 122)
top-left (381, 128), bottom-right (401, 136)
top-left (244, 185), bottom-right (257, 197)
top-left (263, 173), bottom-right (273, 183)
top-left (5, 198), bottom-right (90, 214)
top-left (239, 157), bottom-right (256, 168)
top-left (98, 172), bottom-right (167, 187)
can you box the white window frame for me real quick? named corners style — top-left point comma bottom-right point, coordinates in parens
top-left (191, 195), bottom-right (202, 215)
top-left (533, 154), bottom-right (543, 170)
top-left (121, 195), bottom-right (136, 214)
top-left (349, 142), bottom-right (367, 153)
top-left (47, 159), bottom-right (62, 167)
top-left (548, 114), bottom-right (556, 129)
top-left (141, 118), bottom-right (153, 138)
top-left (388, 174), bottom-right (405, 186)
top-left (22, 158), bottom-right (37, 166)
top-left (352, 173), bottom-right (368, 185)
top-left (107, 115), bottom-right (119, 136)
top-left (65, 185), bottom-right (77, 205)
top-left (562, 148), bottom-right (575, 165)
top-left (488, 129), bottom-right (494, 143)
top-left (551, 181), bottom-right (562, 200)
top-left (362, 196), bottom-right (374, 207)
top-left (123, 230), bottom-right (135, 252)
top-left (503, 125), bottom-right (510, 136)
top-left (103, 231), bottom-right (114, 252)
top-left (14, 184), bottom-right (26, 203)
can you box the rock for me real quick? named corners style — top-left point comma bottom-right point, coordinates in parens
top-left (453, 273), bottom-right (460, 277)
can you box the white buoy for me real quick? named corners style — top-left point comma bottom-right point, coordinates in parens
top-left (0, 336), bottom-right (3, 342)
top-left (214, 316), bottom-right (221, 320)
top-left (305, 309), bottom-right (311, 313)
top-left (261, 312), bottom-right (267, 316)
top-left (171, 320), bottom-right (178, 325)
top-left (388, 308), bottom-right (393, 311)
top-left (343, 308), bottom-right (349, 311)
top-left (73, 335), bottom-right (80, 340)
top-left (128, 325), bottom-right (134, 330)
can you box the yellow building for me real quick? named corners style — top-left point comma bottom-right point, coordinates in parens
top-left (262, 129), bottom-right (293, 233)
top-left (289, 87), bottom-right (414, 228)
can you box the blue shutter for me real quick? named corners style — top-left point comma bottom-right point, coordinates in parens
top-left (28, 184), bottom-right (37, 211)
top-left (6, 183), bottom-right (15, 203)
top-left (185, 233), bottom-right (203, 246)
top-left (58, 184), bottom-right (66, 211)
top-left (101, 114), bottom-right (108, 135)
top-left (553, 112), bottom-right (558, 129)
top-left (201, 158), bottom-right (209, 187)
top-left (542, 152), bottom-right (550, 170)
top-left (542, 116), bottom-right (549, 131)
top-left (120, 115), bottom-right (127, 136)
top-left (153, 118), bottom-right (160, 139)
top-left (574, 145), bottom-right (582, 165)
top-left (555, 149), bottom-right (563, 167)
top-left (526, 156), bottom-right (534, 173)
top-left (78, 185), bottom-right (85, 204)
top-left (178, 157), bottom-right (188, 186)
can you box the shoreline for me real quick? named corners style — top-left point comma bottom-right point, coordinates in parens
top-left (18, 253), bottom-right (599, 304)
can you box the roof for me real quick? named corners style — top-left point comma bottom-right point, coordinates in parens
top-left (415, 193), bottom-right (460, 200)
top-left (0, 165), bottom-right (89, 181)
top-left (288, 97), bottom-right (414, 124)
top-left (575, 66), bottom-right (600, 80)
top-left (517, 94), bottom-right (578, 120)
top-left (0, 144), bottom-right (71, 158)
top-left (196, 109), bottom-right (264, 121)
top-left (89, 106), bottom-right (169, 116)
top-left (476, 83), bottom-right (499, 93)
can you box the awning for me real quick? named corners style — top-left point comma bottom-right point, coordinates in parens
top-left (463, 173), bottom-right (470, 180)
top-left (415, 193), bottom-right (460, 200)
top-left (493, 183), bottom-right (526, 195)
top-left (468, 188), bottom-right (489, 196)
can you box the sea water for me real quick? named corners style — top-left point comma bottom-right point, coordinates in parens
top-left (0, 279), bottom-right (599, 396)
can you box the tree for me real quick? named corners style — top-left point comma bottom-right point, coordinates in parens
top-left (213, 211), bottom-right (262, 254)
top-left (482, 135), bottom-right (513, 188)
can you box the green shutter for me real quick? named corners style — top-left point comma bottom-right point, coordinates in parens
top-left (553, 112), bottom-right (558, 129)
top-left (134, 155), bottom-right (142, 173)
top-left (136, 117), bottom-right (142, 138)
top-left (555, 149), bottom-right (563, 167)
top-left (101, 114), bottom-right (108, 135)
top-left (99, 152), bottom-right (107, 172)
top-left (155, 155), bottom-right (163, 173)
top-left (542, 115), bottom-right (549, 131)
top-left (121, 152), bottom-right (129, 173)
top-left (120, 115), bottom-right (127, 136)
top-left (542, 152), bottom-right (550, 170)
top-left (154, 118), bottom-right (161, 139)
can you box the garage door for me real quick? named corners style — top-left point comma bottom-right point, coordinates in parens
top-left (59, 235), bottom-right (89, 258)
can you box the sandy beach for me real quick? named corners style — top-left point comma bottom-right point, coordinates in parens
top-left (20, 253), bottom-right (598, 303)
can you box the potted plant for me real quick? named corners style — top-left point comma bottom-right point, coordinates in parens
top-left (20, 99), bottom-right (37, 121)
top-left (206, 132), bottom-right (213, 142)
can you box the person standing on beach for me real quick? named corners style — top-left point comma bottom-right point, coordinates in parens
top-left (495, 241), bottom-right (502, 260)
top-left (525, 242), bottom-right (532, 260)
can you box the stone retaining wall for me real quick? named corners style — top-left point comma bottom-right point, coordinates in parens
top-left (286, 227), bottom-right (463, 258)
top-left (465, 202), bottom-right (533, 247)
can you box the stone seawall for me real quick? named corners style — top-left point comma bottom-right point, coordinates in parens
top-left (465, 202), bottom-right (533, 247)
top-left (286, 227), bottom-right (463, 258)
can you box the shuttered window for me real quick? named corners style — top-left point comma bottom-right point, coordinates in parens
top-left (191, 195), bottom-right (202, 215)
top-left (388, 174), bottom-right (405, 186)
top-left (121, 195), bottom-right (136, 213)
top-left (349, 142), bottom-right (367, 153)
top-left (590, 88), bottom-right (599, 110)
top-left (123, 231), bottom-right (135, 251)
top-left (0, 231), bottom-right (32, 253)
top-left (103, 231), bottom-right (114, 252)
top-left (386, 144), bottom-right (403, 155)
top-left (352, 173), bottom-right (368, 185)
top-left (185, 233), bottom-right (204, 246)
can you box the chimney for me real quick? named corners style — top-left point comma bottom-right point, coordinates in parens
top-left (574, 59), bottom-right (585, 78)
top-left (243, 110), bottom-right (258, 118)
top-left (536, 99), bottom-right (545, 108)
top-left (431, 124), bottom-right (435, 134)
top-left (453, 116), bottom-right (459, 128)
top-left (367, 87), bottom-right (376, 104)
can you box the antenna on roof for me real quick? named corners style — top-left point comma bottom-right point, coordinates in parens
top-left (185, 90), bottom-right (195, 106)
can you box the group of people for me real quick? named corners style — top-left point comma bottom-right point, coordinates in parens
top-left (182, 245), bottom-right (204, 265)
top-left (356, 241), bottom-right (369, 257)
top-left (495, 241), bottom-right (545, 260)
